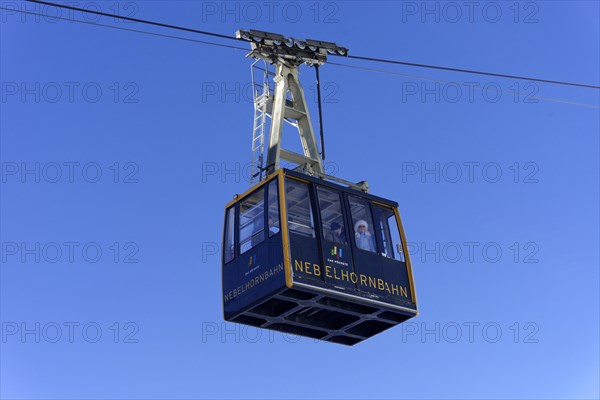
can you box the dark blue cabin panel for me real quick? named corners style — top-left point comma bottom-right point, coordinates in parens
top-left (222, 169), bottom-right (418, 344)
top-left (222, 175), bottom-right (287, 319)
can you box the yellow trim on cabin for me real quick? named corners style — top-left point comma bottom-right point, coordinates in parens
top-left (220, 206), bottom-right (228, 319)
top-left (225, 172), bottom-right (277, 209)
top-left (285, 174), bottom-right (310, 184)
top-left (372, 200), bottom-right (394, 208)
top-left (394, 207), bottom-right (418, 315)
top-left (277, 170), bottom-right (294, 288)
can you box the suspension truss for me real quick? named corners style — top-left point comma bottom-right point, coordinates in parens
top-left (239, 29), bottom-right (369, 192)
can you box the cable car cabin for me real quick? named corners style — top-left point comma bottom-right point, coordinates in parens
top-left (222, 169), bottom-right (418, 345)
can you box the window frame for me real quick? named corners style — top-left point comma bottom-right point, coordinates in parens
top-left (223, 206), bottom-right (236, 264)
top-left (347, 195), bottom-right (379, 254)
top-left (372, 204), bottom-right (394, 260)
top-left (238, 187), bottom-right (266, 255)
top-left (316, 185), bottom-right (349, 245)
top-left (370, 203), bottom-right (408, 262)
top-left (284, 177), bottom-right (316, 239)
top-left (266, 179), bottom-right (281, 238)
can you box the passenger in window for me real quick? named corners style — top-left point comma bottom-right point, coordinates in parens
top-left (354, 219), bottom-right (376, 252)
top-left (326, 222), bottom-right (346, 244)
top-left (268, 216), bottom-right (280, 235)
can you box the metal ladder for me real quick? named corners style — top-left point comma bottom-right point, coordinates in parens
top-left (250, 60), bottom-right (272, 183)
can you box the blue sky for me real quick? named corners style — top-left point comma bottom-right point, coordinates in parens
top-left (1, 1), bottom-right (599, 399)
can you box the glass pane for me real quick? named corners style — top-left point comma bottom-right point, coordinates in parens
top-left (317, 187), bottom-right (347, 244)
top-left (348, 196), bottom-right (377, 253)
top-left (224, 207), bottom-right (235, 263)
top-left (267, 180), bottom-right (280, 237)
top-left (285, 179), bottom-right (315, 238)
top-left (375, 206), bottom-right (396, 259)
top-left (386, 211), bottom-right (406, 262)
top-left (239, 188), bottom-right (265, 254)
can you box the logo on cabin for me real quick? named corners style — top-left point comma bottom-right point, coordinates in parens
top-left (330, 246), bottom-right (342, 259)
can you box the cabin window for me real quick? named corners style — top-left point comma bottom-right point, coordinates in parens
top-left (239, 188), bottom-right (265, 254)
top-left (317, 187), bottom-right (347, 244)
top-left (285, 179), bottom-right (315, 238)
top-left (375, 205), bottom-right (406, 262)
top-left (267, 180), bottom-right (280, 237)
top-left (224, 206), bottom-right (235, 263)
top-left (348, 196), bottom-right (377, 253)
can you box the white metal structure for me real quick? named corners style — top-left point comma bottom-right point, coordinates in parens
top-left (238, 29), bottom-right (368, 192)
